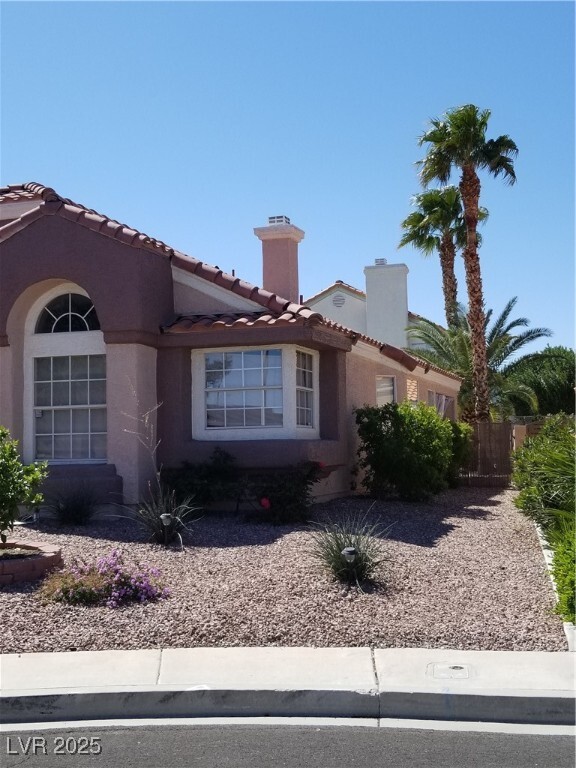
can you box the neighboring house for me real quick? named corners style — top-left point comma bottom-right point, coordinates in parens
top-left (0, 183), bottom-right (461, 504)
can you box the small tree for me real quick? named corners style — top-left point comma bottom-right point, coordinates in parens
top-left (0, 426), bottom-right (47, 543)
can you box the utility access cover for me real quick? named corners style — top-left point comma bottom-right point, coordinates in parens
top-left (427, 663), bottom-right (471, 679)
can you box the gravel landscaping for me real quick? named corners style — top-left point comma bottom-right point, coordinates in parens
top-left (0, 487), bottom-right (567, 654)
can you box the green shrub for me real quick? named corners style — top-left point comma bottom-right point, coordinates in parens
top-left (355, 402), bottom-right (454, 500)
top-left (47, 483), bottom-right (102, 526)
top-left (248, 461), bottom-right (325, 525)
top-left (512, 415), bottom-right (575, 623)
top-left (0, 426), bottom-right (47, 543)
top-left (446, 421), bottom-right (473, 487)
top-left (161, 448), bottom-right (239, 506)
top-left (309, 511), bottom-right (387, 586)
top-left (512, 415), bottom-right (575, 529)
top-left (547, 518), bottom-right (576, 623)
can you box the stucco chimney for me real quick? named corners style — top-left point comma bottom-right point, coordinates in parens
top-left (254, 216), bottom-right (305, 303)
top-left (364, 259), bottom-right (409, 348)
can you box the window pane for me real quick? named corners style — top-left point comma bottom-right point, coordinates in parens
top-left (206, 391), bottom-right (225, 407)
top-left (54, 434), bottom-right (71, 459)
top-left (48, 294), bottom-right (70, 318)
top-left (53, 316), bottom-right (70, 333)
top-left (35, 410), bottom-right (52, 434)
top-left (35, 383), bottom-right (52, 407)
top-left (226, 390), bottom-right (244, 407)
top-left (224, 370), bottom-right (242, 388)
top-left (72, 434), bottom-right (90, 459)
top-left (263, 349), bottom-right (281, 367)
top-left (89, 380), bottom-right (106, 405)
top-left (225, 352), bottom-right (243, 370)
top-left (36, 436), bottom-right (53, 459)
top-left (71, 356), bottom-right (88, 380)
top-left (243, 350), bottom-right (262, 368)
top-left (244, 369), bottom-right (262, 387)
top-left (265, 389), bottom-right (282, 408)
top-left (90, 408), bottom-right (107, 433)
top-left (205, 353), bottom-right (223, 371)
top-left (264, 408), bottom-right (283, 426)
top-left (72, 409), bottom-right (89, 432)
top-left (71, 380), bottom-right (88, 406)
top-left (245, 389), bottom-right (263, 407)
top-left (70, 314), bottom-right (88, 332)
top-left (244, 408), bottom-right (262, 426)
top-left (90, 434), bottom-right (106, 459)
top-left (71, 294), bottom-right (93, 315)
top-left (54, 410), bottom-right (71, 434)
top-left (52, 356), bottom-right (70, 381)
top-left (225, 410), bottom-right (244, 427)
top-left (53, 381), bottom-right (70, 406)
top-left (36, 309), bottom-right (55, 334)
top-left (206, 370), bottom-right (224, 389)
top-left (206, 410), bottom-right (225, 428)
top-left (376, 376), bottom-right (395, 405)
top-left (89, 355), bottom-right (106, 379)
top-left (35, 358), bottom-right (52, 381)
top-left (263, 368), bottom-right (281, 386)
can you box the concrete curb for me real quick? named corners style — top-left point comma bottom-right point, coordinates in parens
top-left (1, 648), bottom-right (574, 726)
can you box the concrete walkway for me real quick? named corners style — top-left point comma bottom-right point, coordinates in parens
top-left (1, 647), bottom-right (574, 726)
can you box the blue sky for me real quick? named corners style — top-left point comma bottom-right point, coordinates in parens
top-left (2, 1), bottom-right (574, 351)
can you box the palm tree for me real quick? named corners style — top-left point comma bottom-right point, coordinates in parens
top-left (398, 186), bottom-right (487, 328)
top-left (418, 105), bottom-right (518, 422)
top-left (408, 298), bottom-right (552, 422)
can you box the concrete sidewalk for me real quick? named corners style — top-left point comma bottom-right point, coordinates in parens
top-left (1, 647), bottom-right (574, 726)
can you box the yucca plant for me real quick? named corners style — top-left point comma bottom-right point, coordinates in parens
top-left (47, 482), bottom-right (102, 526)
top-left (135, 480), bottom-right (200, 548)
top-left (309, 509), bottom-right (389, 587)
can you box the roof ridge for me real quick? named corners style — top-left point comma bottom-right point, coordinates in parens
top-left (0, 181), bottom-right (319, 319)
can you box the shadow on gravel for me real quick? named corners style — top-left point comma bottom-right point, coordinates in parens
top-left (311, 487), bottom-right (499, 548)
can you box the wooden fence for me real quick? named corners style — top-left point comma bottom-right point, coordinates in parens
top-left (459, 422), bottom-right (514, 487)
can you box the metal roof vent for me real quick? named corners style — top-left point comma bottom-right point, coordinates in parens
top-left (268, 215), bottom-right (291, 225)
top-left (332, 293), bottom-right (346, 308)
top-left (375, 258), bottom-right (388, 266)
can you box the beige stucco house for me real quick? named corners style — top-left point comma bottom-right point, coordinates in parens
top-left (0, 183), bottom-right (460, 503)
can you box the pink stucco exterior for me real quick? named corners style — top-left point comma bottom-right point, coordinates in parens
top-left (0, 184), bottom-right (461, 503)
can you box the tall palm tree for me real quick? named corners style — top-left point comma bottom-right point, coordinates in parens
top-left (408, 297), bottom-right (552, 422)
top-left (398, 186), bottom-right (487, 328)
top-left (418, 104), bottom-right (518, 422)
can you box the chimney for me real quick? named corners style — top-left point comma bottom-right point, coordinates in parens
top-left (254, 216), bottom-right (305, 303)
top-left (364, 259), bottom-right (409, 348)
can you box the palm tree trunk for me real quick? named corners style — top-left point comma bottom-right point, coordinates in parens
top-left (439, 232), bottom-right (458, 327)
top-left (460, 165), bottom-right (490, 422)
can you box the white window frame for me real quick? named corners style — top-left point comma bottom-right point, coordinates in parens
top-left (191, 345), bottom-right (320, 441)
top-left (376, 375), bottom-right (396, 406)
top-left (23, 283), bottom-right (106, 464)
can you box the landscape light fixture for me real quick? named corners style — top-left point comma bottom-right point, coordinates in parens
top-left (160, 514), bottom-right (172, 527)
top-left (341, 547), bottom-right (357, 564)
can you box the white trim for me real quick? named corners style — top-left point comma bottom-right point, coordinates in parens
top-left (191, 345), bottom-right (320, 441)
top-left (23, 283), bottom-right (105, 463)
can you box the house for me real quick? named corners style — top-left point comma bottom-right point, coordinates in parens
top-left (0, 183), bottom-right (461, 504)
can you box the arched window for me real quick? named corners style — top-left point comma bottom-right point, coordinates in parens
top-left (35, 293), bottom-right (100, 333)
top-left (28, 289), bottom-right (106, 462)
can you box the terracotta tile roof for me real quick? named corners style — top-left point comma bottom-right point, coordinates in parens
top-left (163, 308), bottom-right (324, 334)
top-left (1, 183), bottom-right (460, 381)
top-left (0, 183), bottom-right (318, 323)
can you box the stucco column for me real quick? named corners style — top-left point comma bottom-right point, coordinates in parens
top-left (0, 346), bottom-right (16, 438)
top-left (106, 344), bottom-right (158, 504)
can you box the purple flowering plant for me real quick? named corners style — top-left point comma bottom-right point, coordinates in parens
top-left (39, 549), bottom-right (170, 608)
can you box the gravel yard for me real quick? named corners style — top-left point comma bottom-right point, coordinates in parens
top-left (0, 487), bottom-right (567, 654)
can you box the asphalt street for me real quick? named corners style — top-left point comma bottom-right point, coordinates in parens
top-left (3, 724), bottom-right (574, 768)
